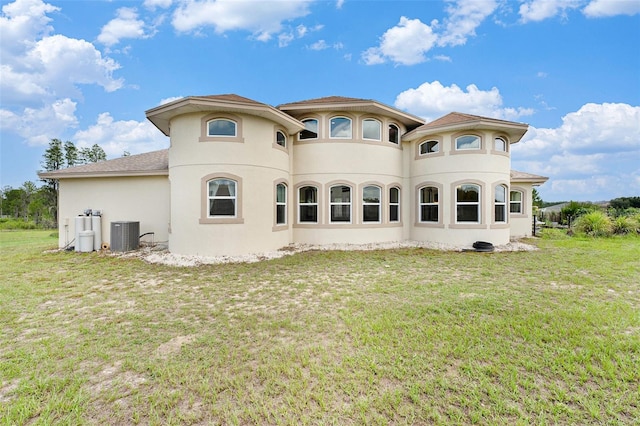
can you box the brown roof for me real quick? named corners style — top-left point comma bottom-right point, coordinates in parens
top-left (277, 96), bottom-right (376, 107)
top-left (510, 169), bottom-right (548, 184)
top-left (198, 94), bottom-right (269, 106)
top-left (421, 112), bottom-right (528, 130)
top-left (38, 149), bottom-right (168, 179)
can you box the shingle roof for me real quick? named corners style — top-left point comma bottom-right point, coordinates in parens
top-left (38, 149), bottom-right (168, 179)
top-left (510, 169), bottom-right (548, 183)
top-left (421, 112), bottom-right (528, 130)
top-left (277, 96), bottom-right (375, 107)
top-left (198, 94), bottom-right (269, 106)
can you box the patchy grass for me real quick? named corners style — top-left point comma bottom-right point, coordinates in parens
top-left (1, 230), bottom-right (639, 425)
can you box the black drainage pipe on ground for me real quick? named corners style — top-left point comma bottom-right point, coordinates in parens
top-left (472, 241), bottom-right (495, 252)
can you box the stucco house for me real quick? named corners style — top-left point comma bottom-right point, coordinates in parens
top-left (39, 94), bottom-right (548, 256)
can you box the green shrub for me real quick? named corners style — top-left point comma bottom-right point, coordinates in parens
top-left (572, 211), bottom-right (613, 237)
top-left (0, 219), bottom-right (38, 230)
top-left (612, 215), bottom-right (639, 235)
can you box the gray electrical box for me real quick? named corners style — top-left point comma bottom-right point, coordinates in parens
top-left (110, 221), bottom-right (140, 252)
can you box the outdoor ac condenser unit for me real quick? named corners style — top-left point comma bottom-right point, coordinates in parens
top-left (110, 221), bottom-right (140, 252)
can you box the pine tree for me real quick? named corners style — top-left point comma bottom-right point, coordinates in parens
top-left (64, 140), bottom-right (79, 167)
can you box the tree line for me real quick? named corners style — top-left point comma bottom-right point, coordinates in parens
top-left (1, 139), bottom-right (107, 228)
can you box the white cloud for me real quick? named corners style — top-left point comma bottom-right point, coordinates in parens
top-left (583, 0), bottom-right (640, 17)
top-left (438, 0), bottom-right (498, 46)
top-left (0, 98), bottom-right (78, 146)
top-left (144, 0), bottom-right (173, 10)
top-left (72, 113), bottom-right (169, 157)
top-left (98, 7), bottom-right (152, 46)
top-left (278, 23), bottom-right (323, 47)
top-left (171, 0), bottom-right (312, 40)
top-left (512, 103), bottom-right (640, 201)
top-left (0, 0), bottom-right (58, 62)
top-left (362, 16), bottom-right (438, 66)
top-left (519, 0), bottom-right (582, 22)
top-left (394, 81), bottom-right (534, 122)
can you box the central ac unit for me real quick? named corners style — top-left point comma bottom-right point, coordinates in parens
top-left (110, 221), bottom-right (140, 252)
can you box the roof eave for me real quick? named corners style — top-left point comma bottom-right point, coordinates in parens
top-left (146, 96), bottom-right (305, 136)
top-left (404, 120), bottom-right (529, 142)
top-left (38, 170), bottom-right (169, 179)
top-left (278, 100), bottom-right (425, 128)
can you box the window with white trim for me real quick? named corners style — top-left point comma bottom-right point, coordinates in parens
top-left (419, 140), bottom-right (439, 155)
top-left (419, 186), bottom-right (438, 222)
top-left (300, 119), bottom-right (318, 140)
top-left (330, 117), bottom-right (352, 139)
top-left (495, 137), bottom-right (507, 152)
top-left (208, 179), bottom-right (237, 217)
top-left (276, 131), bottom-right (287, 148)
top-left (495, 185), bottom-right (507, 223)
top-left (456, 184), bottom-right (480, 223)
top-left (363, 119), bottom-right (381, 141)
top-left (299, 186), bottom-right (318, 223)
top-left (362, 186), bottom-right (381, 222)
top-left (388, 124), bottom-right (399, 144)
top-left (276, 183), bottom-right (287, 225)
top-left (456, 135), bottom-right (480, 150)
top-left (207, 119), bottom-right (237, 137)
top-left (510, 190), bottom-right (523, 214)
top-left (389, 187), bottom-right (400, 222)
top-left (330, 185), bottom-right (351, 222)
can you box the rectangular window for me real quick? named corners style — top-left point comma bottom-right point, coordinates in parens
top-left (362, 186), bottom-right (381, 222)
top-left (330, 185), bottom-right (351, 222)
top-left (208, 179), bottom-right (236, 217)
top-left (276, 183), bottom-right (287, 225)
top-left (389, 187), bottom-right (400, 222)
top-left (495, 185), bottom-right (507, 223)
top-left (510, 191), bottom-right (523, 214)
top-left (456, 184), bottom-right (480, 223)
top-left (299, 186), bottom-right (318, 223)
top-left (419, 187), bottom-right (438, 222)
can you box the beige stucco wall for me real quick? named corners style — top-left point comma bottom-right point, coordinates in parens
top-left (57, 176), bottom-right (170, 249)
top-left (407, 131), bottom-right (512, 247)
top-left (168, 113), bottom-right (291, 256)
top-left (509, 183), bottom-right (535, 239)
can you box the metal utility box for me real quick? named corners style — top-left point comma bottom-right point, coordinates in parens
top-left (110, 221), bottom-right (140, 252)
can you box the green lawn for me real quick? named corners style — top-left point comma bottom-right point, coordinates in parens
top-left (1, 230), bottom-right (638, 425)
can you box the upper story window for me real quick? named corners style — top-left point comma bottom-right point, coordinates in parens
top-left (419, 186), bottom-right (439, 222)
top-left (389, 187), bottom-right (400, 222)
top-left (456, 184), bottom-right (480, 223)
top-left (388, 124), bottom-right (400, 144)
top-left (330, 185), bottom-right (351, 222)
top-left (362, 119), bottom-right (381, 141)
top-left (419, 140), bottom-right (439, 155)
top-left (300, 118), bottom-right (318, 140)
top-left (456, 135), bottom-right (481, 150)
top-left (510, 190), bottom-right (523, 214)
top-left (208, 179), bottom-right (237, 217)
top-left (495, 185), bottom-right (507, 223)
top-left (276, 131), bottom-right (287, 148)
top-left (276, 183), bottom-right (287, 225)
top-left (207, 119), bottom-right (237, 137)
top-left (362, 185), bottom-right (381, 223)
top-left (494, 137), bottom-right (507, 152)
top-left (298, 186), bottom-right (318, 223)
top-left (330, 117), bottom-right (352, 139)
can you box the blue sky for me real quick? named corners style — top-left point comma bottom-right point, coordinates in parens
top-left (1, 0), bottom-right (638, 202)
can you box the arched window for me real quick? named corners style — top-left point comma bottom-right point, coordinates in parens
top-left (300, 119), bottom-right (318, 140)
top-left (208, 179), bottom-right (237, 217)
top-left (419, 140), bottom-right (439, 155)
top-left (362, 185), bottom-right (381, 222)
top-left (456, 135), bottom-right (480, 150)
top-left (330, 185), bottom-right (351, 222)
top-left (495, 185), bottom-right (507, 223)
top-left (389, 187), bottom-right (400, 222)
top-left (495, 137), bottom-right (507, 152)
top-left (276, 183), bottom-right (287, 225)
top-left (456, 184), bottom-right (480, 223)
top-left (362, 119), bottom-right (381, 141)
top-left (419, 186), bottom-right (438, 222)
top-left (510, 190), bottom-right (523, 214)
top-left (388, 124), bottom-right (400, 144)
top-left (276, 131), bottom-right (287, 148)
top-left (298, 186), bottom-right (318, 223)
top-left (207, 119), bottom-right (237, 137)
top-left (330, 117), bottom-right (352, 139)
